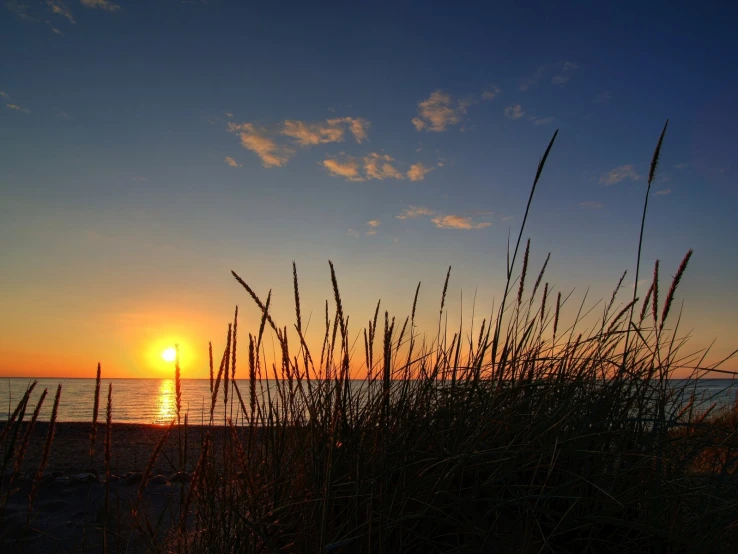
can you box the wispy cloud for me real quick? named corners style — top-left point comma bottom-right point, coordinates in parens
top-left (47, 0), bottom-right (74, 23)
top-left (367, 220), bottom-right (380, 228)
top-left (552, 61), bottom-right (578, 85)
top-left (227, 116), bottom-right (370, 168)
top-left (595, 91), bottom-right (612, 104)
top-left (364, 153), bottom-right (403, 180)
top-left (432, 214), bottom-right (492, 229)
top-left (346, 229), bottom-right (360, 238)
top-left (396, 206), bottom-right (492, 229)
top-left (228, 122), bottom-right (294, 168)
top-left (520, 61), bottom-right (579, 91)
top-left (55, 108), bottom-right (69, 118)
top-left (323, 157), bottom-right (364, 181)
top-left (580, 201), bottom-right (604, 209)
top-left (654, 188), bottom-right (672, 196)
top-left (224, 156), bottom-right (242, 168)
top-left (530, 115), bottom-right (554, 126)
top-left (395, 206), bottom-right (436, 220)
top-left (0, 91), bottom-right (8, 98)
top-left (504, 104), bottom-right (525, 120)
top-left (520, 66), bottom-right (548, 91)
top-left (599, 164), bottom-right (640, 186)
top-left (323, 154), bottom-right (433, 182)
top-left (5, 0), bottom-right (38, 21)
top-left (481, 86), bottom-right (501, 100)
top-left (366, 229), bottom-right (377, 236)
top-left (283, 117), bottom-right (369, 146)
top-left (342, 117), bottom-right (370, 143)
top-left (80, 0), bottom-right (120, 11)
top-left (412, 90), bottom-right (474, 132)
top-left (407, 162), bottom-right (433, 181)
top-left (283, 120), bottom-right (342, 146)
top-left (6, 103), bottom-right (30, 114)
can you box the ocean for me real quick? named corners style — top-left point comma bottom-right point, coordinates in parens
top-left (1, 378), bottom-right (737, 425)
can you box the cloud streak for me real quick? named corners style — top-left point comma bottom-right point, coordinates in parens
top-left (407, 162), bottom-right (433, 181)
top-left (47, 0), bottom-right (75, 23)
top-left (504, 104), bottom-right (525, 120)
top-left (80, 0), bottom-right (120, 11)
top-left (364, 153), bottom-right (404, 180)
top-left (530, 115), bottom-right (554, 125)
top-left (599, 165), bottom-right (640, 185)
top-left (395, 206), bottom-right (436, 220)
top-left (6, 103), bottom-right (30, 113)
top-left (282, 117), bottom-right (369, 146)
top-left (481, 86), bottom-right (501, 100)
top-left (552, 61), bottom-right (578, 85)
top-left (521, 61), bottom-right (579, 91)
top-left (323, 154), bottom-right (433, 182)
top-left (225, 156), bottom-right (242, 168)
top-left (412, 90), bottom-right (474, 132)
top-left (323, 157), bottom-right (364, 181)
top-left (5, 0), bottom-right (38, 21)
top-left (431, 214), bottom-right (492, 229)
top-left (228, 122), bottom-right (294, 168)
top-left (396, 206), bottom-right (492, 229)
top-left (228, 116), bottom-right (371, 168)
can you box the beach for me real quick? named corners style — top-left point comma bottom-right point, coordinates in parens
top-left (1, 422), bottom-right (222, 553)
top-left (7, 421), bottom-right (217, 476)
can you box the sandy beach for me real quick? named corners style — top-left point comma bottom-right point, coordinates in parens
top-left (1, 422), bottom-right (230, 553)
top-left (8, 421), bottom-right (219, 476)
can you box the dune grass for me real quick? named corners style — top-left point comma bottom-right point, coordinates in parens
top-left (3, 125), bottom-right (738, 552)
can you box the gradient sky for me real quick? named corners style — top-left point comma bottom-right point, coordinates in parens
top-left (1, 0), bottom-right (737, 379)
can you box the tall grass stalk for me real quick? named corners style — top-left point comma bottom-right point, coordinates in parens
top-left (27, 384), bottom-right (61, 525)
top-left (623, 120), bottom-right (669, 370)
top-left (89, 363), bottom-right (102, 468)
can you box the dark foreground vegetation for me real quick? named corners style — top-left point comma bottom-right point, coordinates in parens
top-left (2, 125), bottom-right (738, 553)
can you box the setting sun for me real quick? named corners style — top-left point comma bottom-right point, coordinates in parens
top-left (162, 347), bottom-right (177, 363)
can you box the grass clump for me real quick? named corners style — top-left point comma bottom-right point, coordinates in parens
top-left (2, 125), bottom-right (738, 553)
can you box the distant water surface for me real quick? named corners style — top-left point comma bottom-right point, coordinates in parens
top-left (0, 378), bottom-right (279, 425)
top-left (1, 378), bottom-right (736, 425)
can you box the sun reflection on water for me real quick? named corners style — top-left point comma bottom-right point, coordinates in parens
top-left (155, 380), bottom-right (176, 424)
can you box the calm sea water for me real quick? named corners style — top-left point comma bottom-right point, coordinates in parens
top-left (0, 378), bottom-right (284, 425)
top-left (1, 378), bottom-right (736, 425)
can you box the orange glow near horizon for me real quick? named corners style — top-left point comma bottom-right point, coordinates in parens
top-left (0, 297), bottom-right (732, 380)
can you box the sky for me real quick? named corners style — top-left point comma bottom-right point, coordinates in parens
top-left (1, 0), bottom-right (737, 379)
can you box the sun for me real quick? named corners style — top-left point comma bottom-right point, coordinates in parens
top-left (162, 347), bottom-right (177, 363)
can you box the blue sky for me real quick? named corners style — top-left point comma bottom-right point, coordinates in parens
top-left (1, 0), bottom-right (737, 378)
